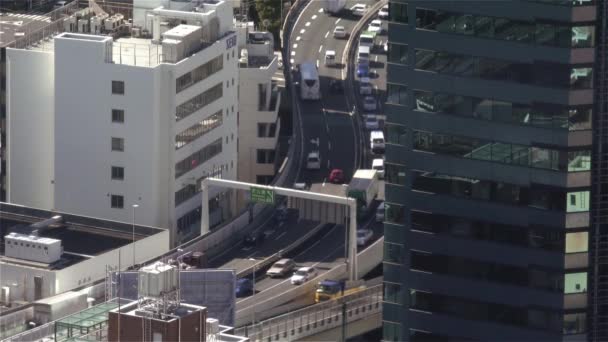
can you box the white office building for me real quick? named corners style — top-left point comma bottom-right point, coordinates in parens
top-left (235, 23), bottom-right (281, 186)
top-left (6, 1), bottom-right (239, 246)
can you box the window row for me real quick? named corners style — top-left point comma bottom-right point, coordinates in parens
top-left (415, 49), bottom-right (593, 89)
top-left (411, 170), bottom-right (590, 213)
top-left (257, 122), bottom-right (278, 138)
top-left (257, 149), bottom-right (276, 164)
top-left (416, 8), bottom-right (595, 48)
top-left (388, 43), bottom-right (408, 65)
top-left (176, 55), bottom-right (223, 93)
top-left (175, 110), bottom-right (223, 150)
top-left (411, 210), bottom-right (589, 254)
top-left (413, 90), bottom-right (592, 131)
top-left (389, 2), bottom-right (408, 24)
top-left (176, 83), bottom-right (223, 121)
top-left (410, 289), bottom-right (585, 334)
top-left (411, 251), bottom-right (588, 294)
top-left (177, 206), bottom-right (201, 234)
top-left (413, 130), bottom-right (591, 172)
top-left (175, 138), bottom-right (222, 178)
top-left (175, 184), bottom-right (197, 207)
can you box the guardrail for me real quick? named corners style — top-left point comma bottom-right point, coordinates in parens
top-left (235, 285), bottom-right (382, 341)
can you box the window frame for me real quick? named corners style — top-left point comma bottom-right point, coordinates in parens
top-left (111, 80), bottom-right (125, 95)
top-left (111, 194), bottom-right (124, 209)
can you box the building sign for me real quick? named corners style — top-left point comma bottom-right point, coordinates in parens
top-left (250, 186), bottom-right (274, 204)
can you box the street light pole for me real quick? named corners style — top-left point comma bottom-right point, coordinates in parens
top-left (132, 204), bottom-right (139, 268)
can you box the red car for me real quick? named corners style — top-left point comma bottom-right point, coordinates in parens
top-left (329, 169), bottom-right (345, 184)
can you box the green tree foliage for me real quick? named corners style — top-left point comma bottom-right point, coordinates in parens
top-left (254, 0), bottom-right (282, 45)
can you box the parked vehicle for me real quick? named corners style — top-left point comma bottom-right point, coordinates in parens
top-left (372, 158), bottom-right (385, 178)
top-left (323, 0), bottom-right (346, 16)
top-left (333, 25), bottom-right (347, 39)
top-left (347, 169), bottom-right (379, 220)
top-left (357, 229), bottom-right (373, 246)
top-left (306, 151), bottom-right (321, 170)
top-left (363, 96), bottom-right (377, 111)
top-left (329, 168), bottom-right (345, 183)
top-left (235, 278), bottom-right (254, 297)
top-left (350, 3), bottom-right (367, 17)
top-left (291, 266), bottom-right (318, 285)
top-left (267, 258), bottom-right (296, 278)
top-left (370, 130), bottom-right (385, 153)
top-left (378, 4), bottom-right (389, 19)
top-left (364, 116), bottom-right (380, 130)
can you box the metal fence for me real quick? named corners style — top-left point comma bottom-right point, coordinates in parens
top-left (235, 285), bottom-right (382, 341)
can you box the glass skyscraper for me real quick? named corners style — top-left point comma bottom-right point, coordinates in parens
top-left (384, 1), bottom-right (604, 340)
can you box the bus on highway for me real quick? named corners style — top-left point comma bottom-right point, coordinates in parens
top-left (299, 62), bottom-right (321, 100)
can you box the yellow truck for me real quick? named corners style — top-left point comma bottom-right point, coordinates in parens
top-left (314, 279), bottom-right (366, 303)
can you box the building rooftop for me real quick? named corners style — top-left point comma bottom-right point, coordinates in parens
top-left (0, 202), bottom-right (165, 270)
top-left (0, 12), bottom-right (52, 47)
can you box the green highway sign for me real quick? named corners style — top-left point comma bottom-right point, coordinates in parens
top-left (251, 187), bottom-right (275, 204)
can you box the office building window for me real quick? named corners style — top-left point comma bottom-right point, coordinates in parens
top-left (175, 138), bottom-right (223, 178)
top-left (111, 195), bottom-right (124, 208)
top-left (383, 282), bottom-right (404, 304)
top-left (387, 84), bottom-right (408, 105)
top-left (385, 163), bottom-right (406, 186)
top-left (111, 166), bottom-right (124, 180)
top-left (257, 123), bottom-right (278, 138)
top-left (384, 242), bottom-right (404, 264)
top-left (112, 109), bottom-right (124, 123)
top-left (386, 124), bottom-right (407, 145)
top-left (176, 83), bottom-right (223, 121)
top-left (566, 232), bottom-right (588, 253)
top-left (389, 2), bottom-right (408, 24)
top-left (257, 149), bottom-right (276, 164)
top-left (383, 321), bottom-right (402, 342)
top-left (111, 80), bottom-right (124, 95)
top-left (175, 110), bottom-right (223, 150)
top-left (111, 137), bottom-right (124, 151)
top-left (564, 313), bottom-right (586, 334)
top-left (256, 175), bottom-right (274, 185)
top-left (385, 202), bottom-right (406, 224)
top-left (388, 43), bottom-right (408, 65)
top-left (176, 55), bottom-right (223, 93)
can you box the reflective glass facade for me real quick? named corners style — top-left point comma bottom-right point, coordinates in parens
top-left (385, 1), bottom-right (596, 340)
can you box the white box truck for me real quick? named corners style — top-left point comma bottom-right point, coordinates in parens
top-left (347, 169), bottom-right (379, 220)
top-left (323, 0), bottom-right (346, 16)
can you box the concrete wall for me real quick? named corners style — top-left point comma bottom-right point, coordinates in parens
top-left (6, 49), bottom-right (54, 210)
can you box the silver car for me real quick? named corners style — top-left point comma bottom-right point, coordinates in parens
top-left (363, 96), bottom-right (377, 111)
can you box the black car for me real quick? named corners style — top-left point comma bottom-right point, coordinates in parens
top-left (243, 231), bottom-right (265, 247)
top-left (329, 80), bottom-right (344, 94)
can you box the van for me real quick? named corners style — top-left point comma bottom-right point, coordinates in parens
top-left (357, 46), bottom-right (370, 65)
top-left (306, 151), bottom-right (321, 170)
top-left (359, 77), bottom-right (372, 95)
top-left (370, 130), bottom-right (385, 153)
top-left (359, 32), bottom-right (375, 48)
top-left (324, 50), bottom-right (336, 66)
top-left (372, 158), bottom-right (385, 179)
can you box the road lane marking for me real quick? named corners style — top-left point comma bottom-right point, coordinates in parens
top-left (335, 18), bottom-right (341, 24)
top-left (328, 141), bottom-right (331, 150)
top-left (316, 59), bottom-right (319, 68)
top-left (292, 43), bottom-right (298, 49)
top-left (375, 55), bottom-right (378, 62)
top-left (305, 21), bottom-right (311, 27)
top-left (274, 232), bottom-right (287, 241)
top-left (300, 28), bottom-right (306, 34)
top-left (291, 51), bottom-right (296, 56)
top-left (318, 8), bottom-right (323, 13)
top-left (296, 36), bottom-right (301, 41)
top-left (324, 31), bottom-right (329, 38)
top-left (312, 14), bottom-right (317, 20)
top-left (290, 58), bottom-right (294, 64)
top-left (318, 45), bottom-right (323, 53)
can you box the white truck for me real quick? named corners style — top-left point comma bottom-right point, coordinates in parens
top-left (323, 0), bottom-right (346, 16)
top-left (347, 169), bottom-right (379, 220)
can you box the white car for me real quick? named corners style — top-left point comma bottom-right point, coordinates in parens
top-left (378, 5), bottom-right (389, 19)
top-left (360, 77), bottom-right (373, 95)
top-left (306, 151), bottom-right (321, 170)
top-left (351, 3), bottom-right (367, 17)
top-left (364, 116), bottom-right (380, 130)
top-left (291, 266), bottom-right (317, 285)
top-left (363, 96), bottom-right (377, 111)
top-left (368, 19), bottom-right (383, 34)
top-left (325, 50), bottom-right (336, 66)
top-left (333, 25), bottom-right (347, 39)
top-left (357, 229), bottom-right (373, 246)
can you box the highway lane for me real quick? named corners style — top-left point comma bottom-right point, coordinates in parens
top-left (292, 0), bottom-right (377, 184)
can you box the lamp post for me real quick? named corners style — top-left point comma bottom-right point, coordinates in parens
top-left (132, 204), bottom-right (139, 268)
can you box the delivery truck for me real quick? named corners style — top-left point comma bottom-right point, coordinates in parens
top-left (347, 169), bottom-right (379, 220)
top-left (323, 0), bottom-right (346, 16)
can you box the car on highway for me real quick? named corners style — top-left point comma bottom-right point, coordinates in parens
top-left (329, 168), bottom-right (345, 184)
top-left (359, 77), bottom-right (372, 95)
top-left (372, 158), bottom-right (385, 178)
top-left (363, 96), bottom-right (377, 111)
top-left (357, 229), bottom-right (373, 246)
top-left (370, 130), bottom-right (385, 153)
top-left (329, 79), bottom-right (344, 94)
top-left (351, 3), bottom-right (367, 17)
top-left (333, 25), bottom-right (347, 39)
top-left (376, 202), bottom-right (385, 222)
top-left (325, 50), bottom-right (336, 66)
top-left (357, 45), bottom-right (370, 65)
top-left (306, 151), bottom-right (321, 170)
top-left (367, 19), bottom-right (383, 35)
top-left (364, 116), bottom-right (380, 130)
top-left (378, 4), bottom-right (389, 19)
top-left (383, 40), bottom-right (388, 53)
top-left (291, 266), bottom-right (318, 285)
top-left (243, 231), bottom-right (265, 247)
top-left (235, 278), bottom-right (254, 297)
top-left (267, 258), bottom-right (296, 278)
top-left (357, 63), bottom-right (370, 78)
